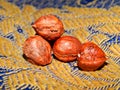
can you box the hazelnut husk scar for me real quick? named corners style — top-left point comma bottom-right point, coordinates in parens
top-left (53, 36), bottom-right (82, 62)
top-left (32, 14), bottom-right (64, 41)
top-left (77, 42), bottom-right (107, 71)
top-left (23, 35), bottom-right (52, 66)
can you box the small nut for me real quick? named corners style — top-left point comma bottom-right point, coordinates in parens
top-left (32, 14), bottom-right (64, 41)
top-left (23, 35), bottom-right (52, 66)
top-left (77, 42), bottom-right (107, 71)
top-left (53, 36), bottom-right (81, 62)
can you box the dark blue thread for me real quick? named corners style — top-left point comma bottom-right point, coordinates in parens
top-left (87, 25), bottom-right (120, 48)
top-left (5, 0), bottom-right (14, 3)
top-left (87, 26), bottom-right (99, 34)
top-left (17, 29), bottom-right (24, 34)
top-left (0, 15), bottom-right (5, 21)
top-left (0, 76), bottom-right (3, 86)
top-left (0, 67), bottom-right (31, 89)
top-left (0, 55), bottom-right (7, 58)
top-left (80, 0), bottom-right (94, 5)
top-left (58, 0), bottom-right (67, 8)
top-left (24, 0), bottom-right (33, 5)
top-left (65, 29), bottom-right (74, 34)
top-left (15, 25), bottom-right (24, 34)
top-left (0, 68), bottom-right (14, 74)
top-left (16, 84), bottom-right (40, 90)
top-left (14, 0), bottom-right (24, 9)
top-left (69, 0), bottom-right (76, 6)
top-left (86, 25), bottom-right (100, 40)
top-left (104, 32), bottom-right (114, 38)
top-left (6, 0), bottom-right (120, 9)
top-left (5, 35), bottom-right (14, 39)
top-left (117, 34), bottom-right (120, 44)
top-left (68, 61), bottom-right (78, 71)
top-left (4, 33), bottom-right (15, 41)
top-left (31, 0), bottom-right (40, 9)
top-left (101, 34), bottom-right (120, 47)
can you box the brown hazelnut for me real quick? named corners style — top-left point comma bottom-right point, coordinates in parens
top-left (53, 36), bottom-right (81, 62)
top-left (32, 14), bottom-right (64, 41)
top-left (77, 42), bottom-right (107, 71)
top-left (23, 35), bottom-right (52, 66)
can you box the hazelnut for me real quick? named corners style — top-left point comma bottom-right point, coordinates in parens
top-left (23, 35), bottom-right (52, 66)
top-left (32, 14), bottom-right (64, 41)
top-left (77, 42), bottom-right (107, 71)
top-left (53, 36), bottom-right (81, 62)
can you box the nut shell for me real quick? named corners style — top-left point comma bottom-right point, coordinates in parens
top-left (32, 14), bottom-right (64, 41)
top-left (77, 42), bottom-right (107, 71)
top-left (23, 35), bottom-right (52, 65)
top-left (53, 36), bottom-right (81, 62)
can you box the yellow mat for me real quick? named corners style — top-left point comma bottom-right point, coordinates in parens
top-left (0, 1), bottom-right (119, 90)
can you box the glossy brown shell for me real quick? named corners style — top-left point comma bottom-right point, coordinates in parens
top-left (23, 35), bottom-right (52, 66)
top-left (32, 14), bottom-right (64, 41)
top-left (77, 42), bottom-right (107, 71)
top-left (53, 36), bottom-right (81, 62)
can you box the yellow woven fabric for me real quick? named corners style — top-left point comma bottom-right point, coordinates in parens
top-left (0, 1), bottom-right (119, 90)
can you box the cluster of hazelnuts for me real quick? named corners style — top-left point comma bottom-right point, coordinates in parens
top-left (23, 14), bottom-right (107, 71)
